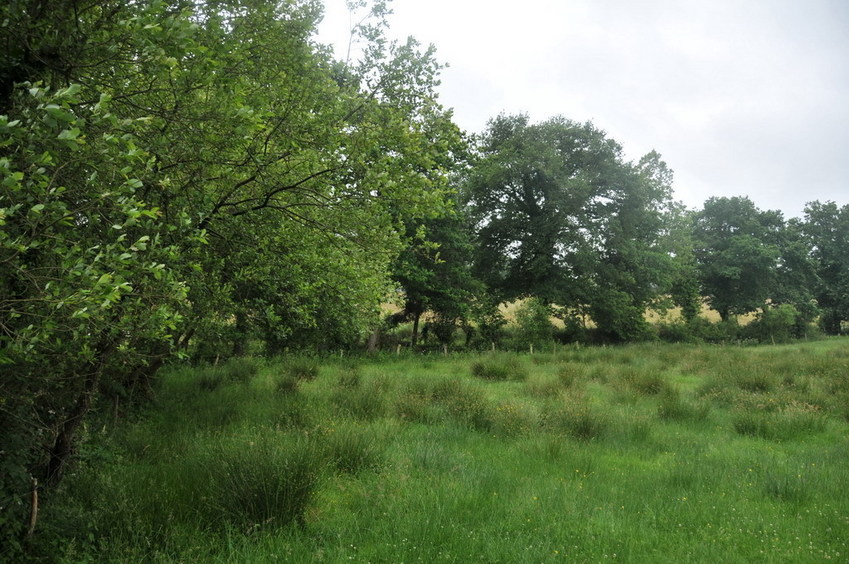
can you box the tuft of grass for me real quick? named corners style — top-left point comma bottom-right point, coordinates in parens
top-left (622, 368), bottom-right (668, 396)
top-left (542, 394), bottom-right (609, 441)
top-left (490, 401), bottom-right (538, 436)
top-left (197, 369), bottom-right (225, 391)
top-left (275, 373), bottom-right (300, 395)
top-left (331, 376), bottom-right (389, 420)
top-left (471, 354), bottom-right (528, 381)
top-left (204, 432), bottom-right (325, 532)
top-left (731, 403), bottom-right (827, 441)
top-left (219, 357), bottom-right (259, 383)
top-left (323, 422), bottom-right (385, 474)
top-left (284, 357), bottom-right (320, 381)
top-left (556, 362), bottom-right (585, 388)
top-left (657, 386), bottom-right (710, 422)
top-left (441, 381), bottom-right (494, 431)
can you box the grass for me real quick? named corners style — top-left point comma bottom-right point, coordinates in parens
top-left (39, 339), bottom-right (849, 562)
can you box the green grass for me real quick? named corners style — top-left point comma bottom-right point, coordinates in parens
top-left (41, 339), bottom-right (849, 562)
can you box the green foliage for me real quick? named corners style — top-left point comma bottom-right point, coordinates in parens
top-left (0, 0), bottom-right (469, 551)
top-left (463, 115), bottom-right (675, 341)
top-left (742, 304), bottom-right (803, 343)
top-left (803, 201), bottom-right (849, 334)
top-left (693, 196), bottom-right (782, 321)
top-left (513, 297), bottom-right (555, 349)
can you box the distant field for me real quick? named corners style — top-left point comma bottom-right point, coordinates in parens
top-left (46, 339), bottom-right (849, 562)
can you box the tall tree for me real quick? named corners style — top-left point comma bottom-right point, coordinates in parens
top-left (692, 196), bottom-right (782, 321)
top-left (463, 114), bottom-right (675, 341)
top-left (803, 201), bottom-right (849, 334)
top-left (391, 206), bottom-right (482, 347)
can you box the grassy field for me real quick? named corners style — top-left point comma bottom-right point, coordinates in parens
top-left (43, 339), bottom-right (849, 562)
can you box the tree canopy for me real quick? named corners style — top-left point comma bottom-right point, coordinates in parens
top-left (463, 114), bottom-right (676, 341)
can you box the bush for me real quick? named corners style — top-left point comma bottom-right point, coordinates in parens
top-left (514, 297), bottom-right (555, 349)
top-left (742, 304), bottom-right (802, 343)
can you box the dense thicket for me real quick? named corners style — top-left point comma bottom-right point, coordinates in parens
top-left (0, 0), bottom-right (460, 552)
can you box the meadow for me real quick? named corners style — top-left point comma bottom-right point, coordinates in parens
top-left (41, 339), bottom-right (849, 563)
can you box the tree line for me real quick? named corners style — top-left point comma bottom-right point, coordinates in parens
top-left (1, 0), bottom-right (847, 553)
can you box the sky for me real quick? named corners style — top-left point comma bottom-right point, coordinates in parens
top-left (316, 0), bottom-right (849, 219)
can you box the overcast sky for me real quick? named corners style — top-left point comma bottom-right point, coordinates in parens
top-left (317, 0), bottom-right (849, 219)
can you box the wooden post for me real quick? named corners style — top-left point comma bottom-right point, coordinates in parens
top-left (491, 342), bottom-right (495, 353)
top-left (443, 344), bottom-right (448, 356)
top-left (396, 343), bottom-right (401, 356)
top-left (530, 343), bottom-right (534, 355)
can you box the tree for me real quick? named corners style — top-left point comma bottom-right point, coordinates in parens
top-left (770, 218), bottom-right (820, 333)
top-left (463, 114), bottom-right (675, 341)
top-left (585, 151), bottom-right (676, 341)
top-left (1, 0), bottom-right (463, 549)
top-left (803, 201), bottom-right (849, 334)
top-left (664, 204), bottom-right (702, 322)
top-left (692, 196), bottom-right (782, 321)
top-left (391, 207), bottom-right (482, 348)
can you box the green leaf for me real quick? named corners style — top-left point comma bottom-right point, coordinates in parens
top-left (57, 128), bottom-right (81, 140)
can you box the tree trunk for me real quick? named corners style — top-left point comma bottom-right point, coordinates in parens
top-left (411, 311), bottom-right (421, 349)
top-left (44, 338), bottom-right (114, 487)
top-left (44, 369), bottom-right (100, 487)
top-left (367, 327), bottom-right (380, 353)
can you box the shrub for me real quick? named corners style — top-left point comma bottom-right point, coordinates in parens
top-left (514, 297), bottom-right (555, 350)
top-left (742, 304), bottom-right (802, 343)
top-left (471, 354), bottom-right (528, 381)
